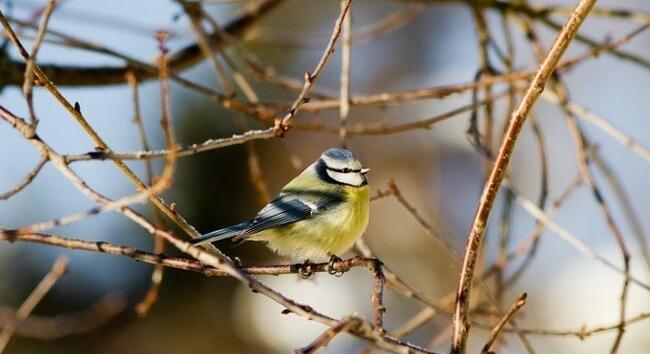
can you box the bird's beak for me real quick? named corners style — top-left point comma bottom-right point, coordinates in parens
top-left (361, 168), bottom-right (370, 174)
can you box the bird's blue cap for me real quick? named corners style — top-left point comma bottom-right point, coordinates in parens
top-left (322, 148), bottom-right (356, 162)
top-left (320, 148), bottom-right (367, 173)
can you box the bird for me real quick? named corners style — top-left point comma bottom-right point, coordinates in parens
top-left (191, 148), bottom-right (370, 265)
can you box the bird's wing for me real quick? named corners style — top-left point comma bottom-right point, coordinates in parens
top-left (232, 193), bottom-right (343, 242)
top-left (191, 190), bottom-right (345, 246)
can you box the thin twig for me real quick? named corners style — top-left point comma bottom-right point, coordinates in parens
top-left (278, 0), bottom-right (353, 131)
top-left (22, 0), bottom-right (57, 128)
top-left (64, 128), bottom-right (276, 162)
top-left (480, 293), bottom-right (527, 354)
top-left (451, 2), bottom-right (598, 352)
top-left (339, 0), bottom-right (352, 147)
top-left (476, 312), bottom-right (650, 340)
top-left (507, 181), bottom-right (649, 291)
top-left (0, 257), bottom-right (68, 353)
top-left (0, 106), bottom-right (435, 354)
top-left (0, 0), bottom-right (285, 87)
top-left (519, 11), bottom-right (632, 351)
top-left (0, 294), bottom-right (126, 340)
top-left (503, 175), bottom-right (583, 288)
top-left (295, 316), bottom-right (363, 354)
top-left (540, 91), bottom-right (650, 164)
top-left (298, 91), bottom-right (510, 136)
top-left (0, 156), bottom-right (47, 200)
top-left (300, 23), bottom-right (647, 112)
top-left (188, 5), bottom-right (272, 205)
top-left (0, 11), bottom-right (212, 240)
top-left (351, 5), bottom-right (423, 44)
top-left (592, 155), bottom-right (650, 276)
top-left (133, 33), bottom-right (177, 316)
top-left (1, 13), bottom-right (274, 121)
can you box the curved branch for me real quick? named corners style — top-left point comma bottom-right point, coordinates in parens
top-left (450, 1), bottom-right (598, 352)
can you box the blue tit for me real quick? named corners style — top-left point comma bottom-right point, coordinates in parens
top-left (191, 148), bottom-right (370, 261)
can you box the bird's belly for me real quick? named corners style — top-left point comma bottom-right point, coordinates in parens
top-left (257, 200), bottom-right (369, 261)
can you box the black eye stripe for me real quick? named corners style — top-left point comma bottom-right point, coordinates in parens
top-left (326, 167), bottom-right (360, 173)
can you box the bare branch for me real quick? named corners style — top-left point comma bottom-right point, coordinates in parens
top-left (0, 295), bottom-right (125, 340)
top-left (295, 316), bottom-right (363, 354)
top-left (480, 293), bottom-right (527, 354)
top-left (451, 1), bottom-right (598, 352)
top-left (0, 156), bottom-right (47, 200)
top-left (22, 0), bottom-right (57, 128)
top-left (0, 257), bottom-right (68, 353)
top-left (339, 0), bottom-right (352, 147)
top-left (0, 0), bottom-right (285, 87)
top-left (278, 0), bottom-right (353, 131)
top-left (64, 128), bottom-right (276, 162)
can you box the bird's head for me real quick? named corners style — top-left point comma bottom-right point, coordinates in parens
top-left (318, 148), bottom-right (369, 187)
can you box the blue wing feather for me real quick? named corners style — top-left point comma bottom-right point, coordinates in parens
top-left (192, 192), bottom-right (343, 245)
top-left (237, 197), bottom-right (314, 237)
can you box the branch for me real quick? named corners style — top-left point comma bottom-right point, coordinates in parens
top-left (475, 311), bottom-right (650, 340)
top-left (133, 33), bottom-right (177, 316)
top-left (277, 0), bottom-right (353, 132)
top-left (0, 231), bottom-right (429, 354)
top-left (540, 90), bottom-right (650, 164)
top-left (0, 156), bottom-right (47, 200)
top-left (0, 14), bottom-right (208, 240)
top-left (480, 293), bottom-right (527, 354)
top-left (64, 128), bottom-right (276, 162)
top-left (0, 257), bottom-right (68, 352)
top-left (0, 0), bottom-right (285, 87)
top-left (507, 180), bottom-right (649, 291)
top-left (63, 92), bottom-right (502, 165)
top-left (22, 0), bottom-right (57, 128)
top-left (0, 231), bottom-right (386, 278)
top-left (450, 1), bottom-right (598, 352)
top-left (295, 316), bottom-right (363, 354)
top-left (0, 295), bottom-right (125, 340)
top-left (339, 0), bottom-right (352, 146)
top-left (299, 22), bottom-right (647, 112)
top-left (367, 259), bottom-right (386, 330)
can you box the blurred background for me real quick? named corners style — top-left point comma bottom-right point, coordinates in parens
top-left (1, 0), bottom-right (649, 353)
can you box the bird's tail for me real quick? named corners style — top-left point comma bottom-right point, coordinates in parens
top-left (190, 221), bottom-right (251, 245)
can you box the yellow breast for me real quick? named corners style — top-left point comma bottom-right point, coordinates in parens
top-left (255, 185), bottom-right (369, 261)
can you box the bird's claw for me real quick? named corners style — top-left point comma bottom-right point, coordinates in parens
top-left (298, 260), bottom-right (315, 279)
top-left (326, 254), bottom-right (348, 277)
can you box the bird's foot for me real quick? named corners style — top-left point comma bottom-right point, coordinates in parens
top-left (326, 254), bottom-right (348, 277)
top-left (298, 260), bottom-right (315, 279)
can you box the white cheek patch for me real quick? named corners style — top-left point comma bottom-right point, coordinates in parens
top-left (321, 154), bottom-right (362, 171)
top-left (326, 170), bottom-right (364, 186)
